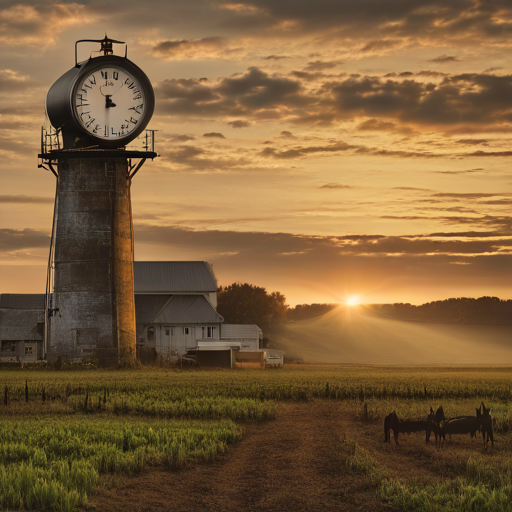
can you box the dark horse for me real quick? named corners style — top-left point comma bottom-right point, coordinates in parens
top-left (480, 402), bottom-right (494, 449)
top-left (384, 411), bottom-right (399, 444)
top-left (384, 408), bottom-right (439, 446)
top-left (439, 407), bottom-right (482, 444)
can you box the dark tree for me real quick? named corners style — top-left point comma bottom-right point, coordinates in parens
top-left (217, 283), bottom-right (288, 334)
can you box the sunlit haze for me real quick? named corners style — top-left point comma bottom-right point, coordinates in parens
top-left (0, 1), bottom-right (511, 306)
top-left (277, 305), bottom-right (512, 364)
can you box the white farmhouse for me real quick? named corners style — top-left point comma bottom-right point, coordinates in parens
top-left (134, 261), bottom-right (260, 357)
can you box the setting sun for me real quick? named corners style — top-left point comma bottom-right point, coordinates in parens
top-left (346, 295), bottom-right (360, 306)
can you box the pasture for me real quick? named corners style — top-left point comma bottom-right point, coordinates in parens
top-left (0, 365), bottom-right (511, 511)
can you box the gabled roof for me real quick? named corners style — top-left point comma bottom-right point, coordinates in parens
top-left (0, 294), bottom-right (45, 310)
top-left (134, 295), bottom-right (171, 324)
top-left (135, 294), bottom-right (223, 324)
top-left (154, 295), bottom-right (223, 324)
top-left (134, 261), bottom-right (217, 293)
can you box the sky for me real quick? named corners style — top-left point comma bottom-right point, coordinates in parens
top-left (0, 0), bottom-right (511, 307)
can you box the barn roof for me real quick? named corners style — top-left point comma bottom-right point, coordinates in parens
top-left (134, 262), bottom-right (217, 293)
top-left (0, 294), bottom-right (45, 310)
top-left (135, 295), bottom-right (223, 324)
top-left (154, 295), bottom-right (223, 324)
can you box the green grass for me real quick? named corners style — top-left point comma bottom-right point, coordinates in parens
top-left (341, 431), bottom-right (512, 512)
top-left (1, 365), bottom-right (511, 511)
top-left (0, 416), bottom-right (241, 512)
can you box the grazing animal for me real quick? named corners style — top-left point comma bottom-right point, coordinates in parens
top-left (384, 409), bottom-right (439, 446)
top-left (480, 402), bottom-right (494, 449)
top-left (440, 408), bottom-right (482, 443)
top-left (435, 406), bottom-right (446, 424)
top-left (384, 411), bottom-right (399, 444)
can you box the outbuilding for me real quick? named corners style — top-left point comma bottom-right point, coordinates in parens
top-left (0, 294), bottom-right (44, 362)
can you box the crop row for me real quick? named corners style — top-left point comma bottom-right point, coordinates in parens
top-left (0, 417), bottom-right (241, 512)
top-left (2, 366), bottom-right (511, 403)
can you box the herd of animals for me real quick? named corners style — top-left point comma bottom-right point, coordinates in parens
top-left (384, 402), bottom-right (494, 449)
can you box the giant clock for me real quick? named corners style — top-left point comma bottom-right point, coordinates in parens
top-left (46, 40), bottom-right (154, 149)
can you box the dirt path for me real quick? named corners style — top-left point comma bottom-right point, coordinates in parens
top-left (90, 401), bottom-right (391, 512)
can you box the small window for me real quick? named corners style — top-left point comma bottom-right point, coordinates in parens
top-left (147, 327), bottom-right (155, 342)
top-left (202, 327), bottom-right (216, 338)
top-left (25, 347), bottom-right (33, 355)
top-left (183, 327), bottom-right (190, 335)
top-left (1, 341), bottom-right (16, 354)
top-left (165, 329), bottom-right (170, 336)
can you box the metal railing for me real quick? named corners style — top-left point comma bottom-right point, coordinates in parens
top-left (41, 126), bottom-right (61, 154)
top-left (39, 127), bottom-right (157, 155)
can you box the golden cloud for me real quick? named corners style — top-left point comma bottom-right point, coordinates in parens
top-left (0, 4), bottom-right (95, 47)
top-left (152, 36), bottom-right (250, 60)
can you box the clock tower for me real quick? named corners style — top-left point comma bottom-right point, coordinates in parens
top-left (39, 37), bottom-right (157, 366)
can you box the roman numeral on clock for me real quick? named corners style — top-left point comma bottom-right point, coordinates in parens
top-left (129, 104), bottom-right (143, 114)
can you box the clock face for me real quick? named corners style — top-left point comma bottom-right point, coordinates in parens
top-left (74, 66), bottom-right (146, 141)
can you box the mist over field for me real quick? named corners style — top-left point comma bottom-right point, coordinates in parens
top-left (276, 306), bottom-right (512, 365)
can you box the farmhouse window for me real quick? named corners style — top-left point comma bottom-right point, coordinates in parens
top-left (1, 341), bottom-right (16, 354)
top-left (202, 326), bottom-right (216, 338)
top-left (24, 347), bottom-right (33, 355)
top-left (183, 327), bottom-right (190, 335)
top-left (147, 327), bottom-right (155, 342)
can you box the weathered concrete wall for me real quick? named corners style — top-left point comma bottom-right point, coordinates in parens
top-left (48, 157), bottom-right (136, 366)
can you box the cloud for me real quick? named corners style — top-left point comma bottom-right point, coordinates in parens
top-left (227, 120), bottom-right (251, 128)
top-left (262, 141), bottom-right (356, 159)
top-left (456, 139), bottom-right (488, 145)
top-left (319, 183), bottom-right (351, 189)
top-left (156, 67), bottom-right (512, 136)
top-left (324, 73), bottom-right (512, 128)
top-left (464, 151), bottom-right (512, 157)
top-left (0, 228), bottom-right (49, 252)
top-left (264, 55), bottom-right (289, 60)
top-left (132, 224), bottom-right (512, 304)
top-left (203, 132), bottom-right (226, 138)
top-left (357, 119), bottom-right (396, 131)
top-left (393, 187), bottom-right (433, 192)
top-left (304, 60), bottom-right (341, 71)
top-left (207, 0), bottom-right (512, 45)
top-left (429, 55), bottom-right (459, 63)
top-left (164, 134), bottom-right (196, 143)
top-left (0, 3), bottom-right (93, 47)
top-left (152, 37), bottom-right (232, 60)
top-left (0, 70), bottom-right (34, 91)
top-left (432, 193), bottom-right (508, 199)
top-left (133, 224), bottom-right (511, 259)
top-left (156, 67), bottom-right (305, 119)
top-left (160, 144), bottom-right (247, 171)
top-left (360, 39), bottom-right (400, 53)
top-left (0, 195), bottom-right (53, 204)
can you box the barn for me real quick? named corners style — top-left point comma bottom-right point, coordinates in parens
top-left (0, 261), bottom-right (263, 364)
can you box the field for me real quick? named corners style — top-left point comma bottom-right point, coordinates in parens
top-left (0, 365), bottom-right (511, 511)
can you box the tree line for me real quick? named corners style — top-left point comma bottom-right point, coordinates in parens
top-left (370, 297), bottom-right (512, 325)
top-left (217, 284), bottom-right (511, 333)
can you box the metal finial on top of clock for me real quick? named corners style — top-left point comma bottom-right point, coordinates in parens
top-left (75, 36), bottom-right (127, 66)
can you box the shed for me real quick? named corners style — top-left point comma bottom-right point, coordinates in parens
top-left (0, 294), bottom-right (45, 362)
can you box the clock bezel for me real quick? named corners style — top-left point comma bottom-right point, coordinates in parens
top-left (69, 55), bottom-right (154, 149)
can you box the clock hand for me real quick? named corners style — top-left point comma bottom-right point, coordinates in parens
top-left (105, 95), bottom-right (116, 108)
top-left (100, 82), bottom-right (124, 96)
